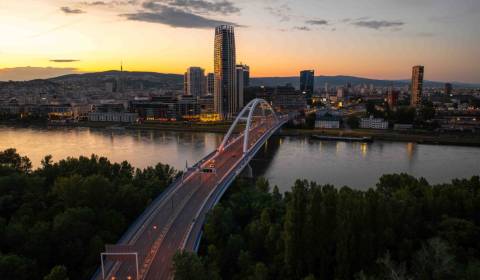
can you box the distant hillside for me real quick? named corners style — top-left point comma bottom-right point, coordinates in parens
top-left (49, 71), bottom-right (184, 90)
top-left (250, 75), bottom-right (480, 89)
top-left (3, 71), bottom-right (476, 90)
top-left (50, 70), bottom-right (182, 82)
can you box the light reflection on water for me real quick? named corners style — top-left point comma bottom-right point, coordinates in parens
top-left (1, 126), bottom-right (479, 191)
top-left (253, 136), bottom-right (480, 191)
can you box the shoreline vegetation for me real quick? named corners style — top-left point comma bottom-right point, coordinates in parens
top-left (0, 149), bottom-right (479, 280)
top-left (2, 119), bottom-right (480, 147)
top-left (175, 176), bottom-right (480, 280)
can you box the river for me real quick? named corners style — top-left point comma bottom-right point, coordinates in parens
top-left (1, 126), bottom-right (479, 191)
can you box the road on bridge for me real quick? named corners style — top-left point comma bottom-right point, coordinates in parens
top-left (96, 105), bottom-right (285, 280)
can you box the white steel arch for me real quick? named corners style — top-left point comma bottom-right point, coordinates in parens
top-left (218, 98), bottom-right (278, 154)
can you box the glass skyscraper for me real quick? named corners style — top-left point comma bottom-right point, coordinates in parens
top-left (300, 70), bottom-right (314, 104)
top-left (236, 64), bottom-right (249, 109)
top-left (214, 25), bottom-right (237, 120)
top-left (185, 67), bottom-right (205, 97)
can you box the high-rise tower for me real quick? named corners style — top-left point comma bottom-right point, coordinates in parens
top-left (214, 25), bottom-right (237, 120)
top-left (410, 65), bottom-right (424, 108)
top-left (206, 73), bottom-right (215, 95)
top-left (300, 70), bottom-right (314, 105)
top-left (236, 64), bottom-right (249, 109)
top-left (185, 67), bottom-right (206, 97)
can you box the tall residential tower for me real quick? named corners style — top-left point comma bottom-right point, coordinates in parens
top-left (410, 65), bottom-right (424, 108)
top-left (214, 25), bottom-right (237, 120)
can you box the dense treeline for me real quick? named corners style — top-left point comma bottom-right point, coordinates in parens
top-left (0, 148), bottom-right (178, 280)
top-left (174, 175), bottom-right (480, 280)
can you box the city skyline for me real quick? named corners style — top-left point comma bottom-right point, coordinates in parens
top-left (0, 0), bottom-right (479, 83)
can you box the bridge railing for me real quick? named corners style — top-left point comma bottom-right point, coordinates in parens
top-left (93, 113), bottom-right (290, 280)
top-left (92, 149), bottom-right (218, 280)
top-left (182, 117), bottom-right (288, 252)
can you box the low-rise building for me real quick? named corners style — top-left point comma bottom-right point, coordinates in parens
top-left (88, 112), bottom-right (138, 123)
top-left (360, 116), bottom-right (389, 129)
top-left (315, 115), bottom-right (341, 129)
top-left (129, 95), bottom-right (200, 121)
top-left (393, 123), bottom-right (413, 130)
top-left (271, 84), bottom-right (306, 112)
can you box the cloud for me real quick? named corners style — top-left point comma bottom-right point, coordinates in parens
top-left (416, 32), bottom-right (435, 37)
top-left (60, 7), bottom-right (86, 14)
top-left (81, 0), bottom-right (138, 6)
top-left (120, 4), bottom-right (240, 28)
top-left (49, 59), bottom-right (81, 63)
top-left (145, 0), bottom-right (240, 15)
top-left (265, 4), bottom-right (291, 22)
top-left (82, 1), bottom-right (107, 5)
top-left (306, 19), bottom-right (328, 25)
top-left (294, 26), bottom-right (310, 31)
top-left (352, 20), bottom-right (404, 30)
top-left (0, 67), bottom-right (81, 81)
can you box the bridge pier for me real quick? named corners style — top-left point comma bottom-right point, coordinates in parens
top-left (240, 163), bottom-right (253, 179)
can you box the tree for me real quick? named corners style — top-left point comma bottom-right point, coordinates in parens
top-left (419, 101), bottom-right (435, 121)
top-left (284, 180), bottom-right (309, 279)
top-left (173, 251), bottom-right (207, 280)
top-left (392, 107), bottom-right (415, 124)
top-left (0, 254), bottom-right (34, 280)
top-left (252, 262), bottom-right (269, 280)
top-left (0, 149), bottom-right (178, 280)
top-left (0, 148), bottom-right (32, 173)
top-left (44, 265), bottom-right (69, 280)
top-left (412, 238), bottom-right (456, 280)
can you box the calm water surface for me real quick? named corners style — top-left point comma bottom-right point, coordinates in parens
top-left (1, 126), bottom-right (479, 191)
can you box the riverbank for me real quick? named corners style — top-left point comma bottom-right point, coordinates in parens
top-left (3, 120), bottom-right (480, 147)
top-left (281, 128), bottom-right (480, 147)
top-left (0, 120), bottom-right (232, 133)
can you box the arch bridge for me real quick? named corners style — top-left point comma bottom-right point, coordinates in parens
top-left (94, 99), bottom-right (289, 280)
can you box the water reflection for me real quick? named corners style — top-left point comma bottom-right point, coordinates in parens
top-left (257, 136), bottom-right (480, 191)
top-left (1, 126), bottom-right (479, 191)
top-left (360, 143), bottom-right (368, 158)
top-left (406, 142), bottom-right (416, 160)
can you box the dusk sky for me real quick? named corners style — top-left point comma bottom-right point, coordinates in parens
top-left (0, 0), bottom-right (479, 82)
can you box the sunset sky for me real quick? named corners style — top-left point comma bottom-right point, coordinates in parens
top-left (0, 0), bottom-right (479, 82)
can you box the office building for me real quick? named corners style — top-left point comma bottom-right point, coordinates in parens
top-left (271, 84), bottom-right (306, 112)
top-left (445, 83), bottom-right (453, 95)
top-left (245, 86), bottom-right (275, 104)
top-left (129, 96), bottom-right (200, 121)
top-left (411, 65), bottom-right (424, 108)
top-left (315, 115), bottom-right (341, 129)
top-left (183, 72), bottom-right (188, 96)
top-left (185, 67), bottom-right (206, 97)
top-left (236, 64), bottom-right (249, 109)
top-left (206, 73), bottom-right (215, 95)
top-left (241, 64), bottom-right (250, 88)
top-left (300, 70), bottom-right (314, 104)
top-left (337, 87), bottom-right (344, 99)
top-left (387, 87), bottom-right (399, 108)
top-left (214, 25), bottom-right (237, 120)
top-left (88, 112), bottom-right (138, 123)
top-left (360, 116), bottom-right (389, 129)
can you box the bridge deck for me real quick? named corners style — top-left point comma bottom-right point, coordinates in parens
top-left (94, 107), bottom-right (287, 280)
